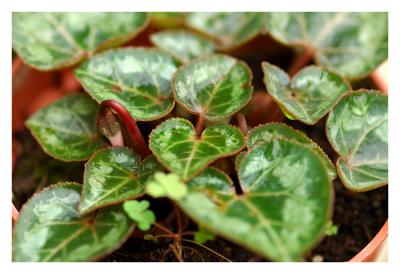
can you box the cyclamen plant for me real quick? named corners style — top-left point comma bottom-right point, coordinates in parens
top-left (12, 12), bottom-right (388, 262)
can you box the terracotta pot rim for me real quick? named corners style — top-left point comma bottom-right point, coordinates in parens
top-left (349, 220), bottom-right (388, 262)
top-left (11, 58), bottom-right (389, 262)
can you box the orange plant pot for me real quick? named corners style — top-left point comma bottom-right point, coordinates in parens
top-left (11, 58), bottom-right (388, 262)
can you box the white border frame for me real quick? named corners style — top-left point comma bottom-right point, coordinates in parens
top-left (1, 1), bottom-right (399, 273)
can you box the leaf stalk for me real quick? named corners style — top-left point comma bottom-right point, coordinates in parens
top-left (97, 99), bottom-right (150, 159)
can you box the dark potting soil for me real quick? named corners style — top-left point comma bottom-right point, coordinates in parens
top-left (12, 124), bottom-right (388, 262)
top-left (12, 129), bottom-right (85, 209)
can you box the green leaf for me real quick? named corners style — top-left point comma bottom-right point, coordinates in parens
top-left (172, 54), bottom-right (253, 121)
top-left (12, 12), bottom-right (148, 70)
top-left (13, 182), bottom-right (134, 262)
top-left (262, 63), bottom-right (350, 125)
top-left (123, 200), bottom-right (156, 231)
top-left (177, 140), bottom-right (333, 261)
top-left (150, 12), bottom-right (187, 29)
top-left (149, 118), bottom-right (245, 181)
top-left (146, 172), bottom-right (188, 200)
top-left (150, 30), bottom-right (215, 63)
top-left (267, 12), bottom-right (388, 79)
top-left (74, 47), bottom-right (178, 121)
top-left (324, 220), bottom-right (339, 236)
top-left (326, 90), bottom-right (387, 191)
top-left (26, 94), bottom-right (102, 161)
top-left (248, 123), bottom-right (336, 179)
top-left (80, 147), bottom-right (162, 215)
top-left (186, 12), bottom-right (266, 49)
top-left (194, 226), bottom-right (216, 244)
top-left (234, 151), bottom-right (246, 172)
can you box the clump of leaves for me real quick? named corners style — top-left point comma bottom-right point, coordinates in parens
top-left (13, 12), bottom-right (388, 262)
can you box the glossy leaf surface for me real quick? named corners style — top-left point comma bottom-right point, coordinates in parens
top-left (26, 94), bottom-right (102, 161)
top-left (186, 12), bottom-right (266, 49)
top-left (173, 54), bottom-right (253, 121)
top-left (150, 30), bottom-right (215, 63)
top-left (74, 48), bottom-right (178, 121)
top-left (80, 147), bottom-right (162, 214)
top-left (248, 123), bottom-right (336, 179)
top-left (149, 118), bottom-right (245, 181)
top-left (326, 90), bottom-right (387, 191)
top-left (267, 12), bottom-right (388, 78)
top-left (13, 183), bottom-right (134, 262)
top-left (262, 63), bottom-right (350, 124)
top-left (13, 12), bottom-right (148, 70)
top-left (177, 140), bottom-right (332, 261)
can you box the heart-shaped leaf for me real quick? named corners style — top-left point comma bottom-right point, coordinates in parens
top-left (123, 200), bottom-right (156, 231)
top-left (186, 12), bottom-right (266, 49)
top-left (326, 90), bottom-right (387, 191)
top-left (13, 182), bottom-right (134, 262)
top-left (74, 47), bottom-right (178, 121)
top-left (26, 94), bottom-right (102, 161)
top-left (176, 140), bottom-right (333, 261)
top-left (248, 123), bottom-right (336, 179)
top-left (267, 12), bottom-right (388, 79)
top-left (262, 63), bottom-right (350, 124)
top-left (149, 118), bottom-right (245, 181)
top-left (172, 54), bottom-right (253, 121)
top-left (150, 30), bottom-right (215, 63)
top-left (80, 147), bottom-right (162, 215)
top-left (12, 12), bottom-right (148, 70)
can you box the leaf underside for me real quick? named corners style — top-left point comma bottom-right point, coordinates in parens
top-left (173, 54), bottom-right (253, 121)
top-left (26, 94), bottom-right (102, 161)
top-left (262, 63), bottom-right (350, 125)
top-left (80, 147), bottom-right (162, 215)
top-left (248, 123), bottom-right (336, 179)
top-left (178, 139), bottom-right (332, 261)
top-left (13, 183), bottom-right (134, 262)
top-left (149, 118), bottom-right (245, 181)
top-left (74, 47), bottom-right (178, 121)
top-left (326, 90), bottom-right (388, 191)
top-left (150, 29), bottom-right (215, 63)
top-left (12, 12), bottom-right (148, 70)
top-left (267, 12), bottom-right (388, 78)
top-left (186, 12), bottom-right (266, 49)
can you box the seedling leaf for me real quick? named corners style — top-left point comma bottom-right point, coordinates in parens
top-left (186, 12), bottom-right (266, 49)
top-left (123, 200), bottom-right (156, 231)
top-left (146, 172), bottom-right (188, 200)
top-left (248, 123), bottom-right (336, 179)
top-left (13, 183), bottom-right (134, 262)
top-left (262, 63), bottom-right (350, 125)
top-left (173, 54), bottom-right (253, 121)
top-left (80, 147), bottom-right (162, 215)
top-left (326, 90), bottom-right (387, 191)
top-left (194, 226), bottom-right (216, 244)
top-left (26, 94), bottom-right (102, 161)
top-left (267, 12), bottom-right (388, 79)
top-left (177, 140), bottom-right (333, 261)
top-left (74, 48), bottom-right (178, 121)
top-left (12, 12), bottom-right (148, 70)
top-left (149, 118), bottom-right (245, 181)
top-left (150, 30), bottom-right (215, 63)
